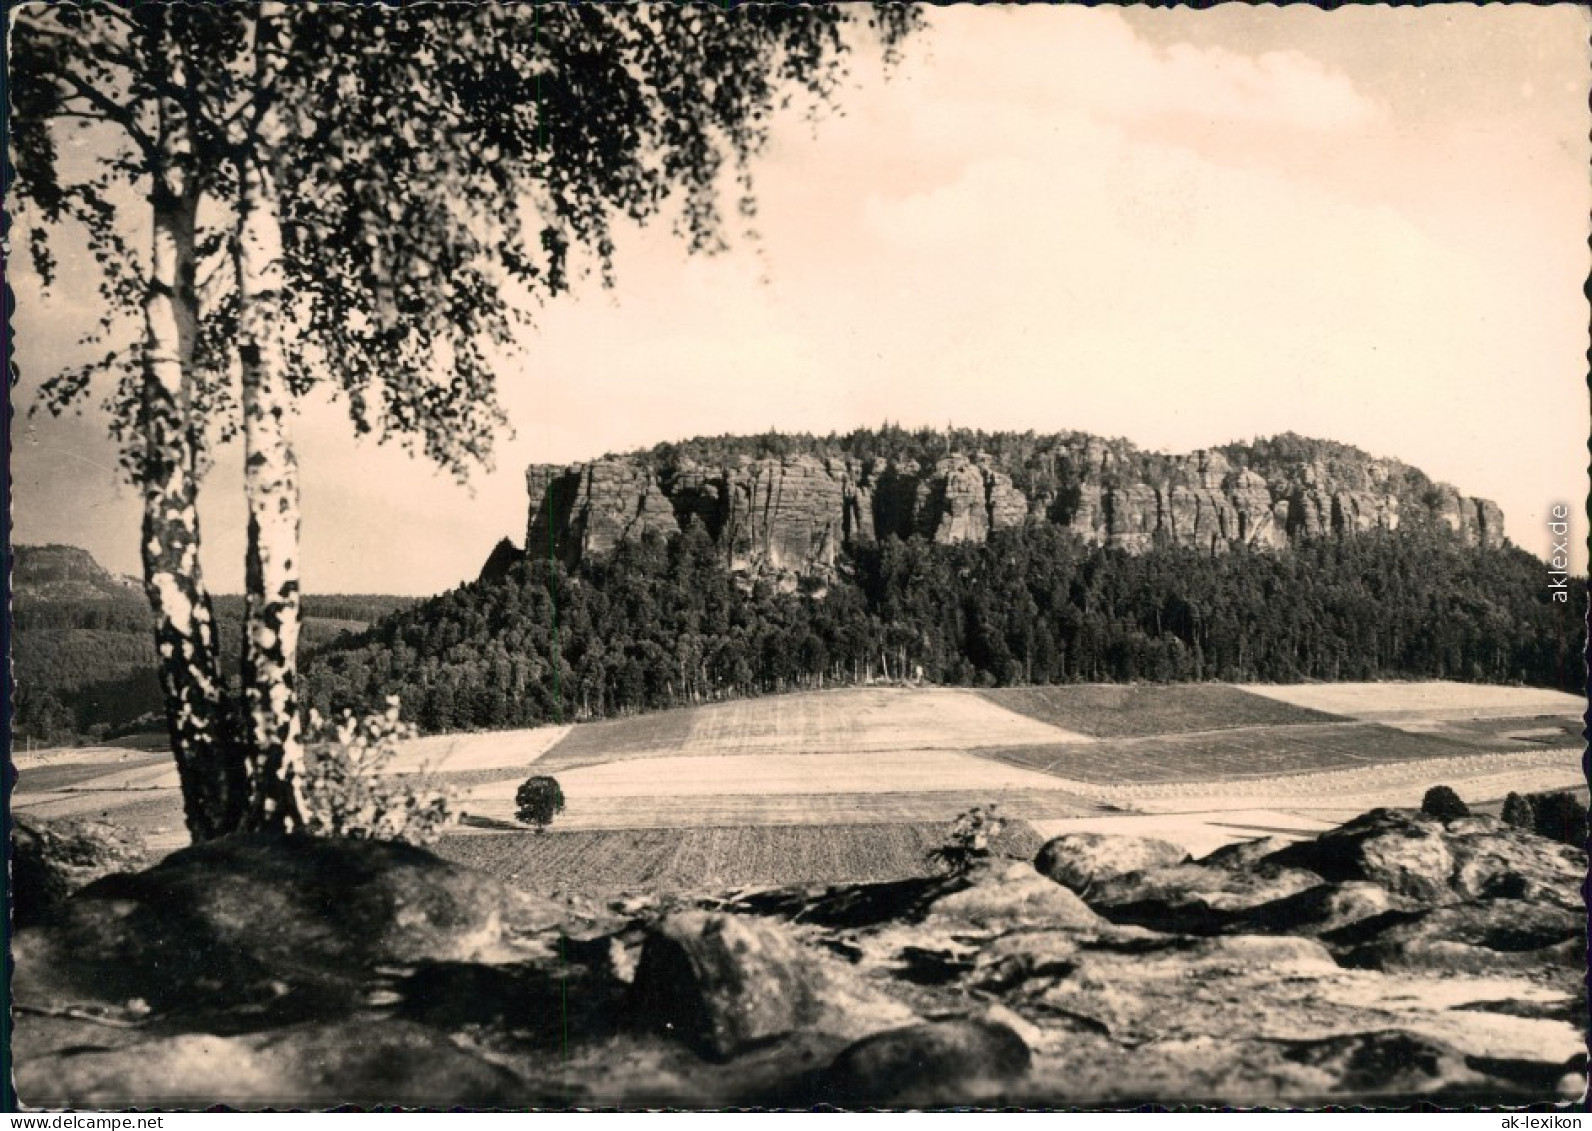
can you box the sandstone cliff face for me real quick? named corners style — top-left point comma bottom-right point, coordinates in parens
top-left (525, 434), bottom-right (1506, 576)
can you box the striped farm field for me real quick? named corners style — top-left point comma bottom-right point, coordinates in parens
top-left (1238, 681), bottom-right (1586, 721)
top-left (1381, 715), bottom-right (1585, 751)
top-left (978, 684), bottom-right (1342, 738)
top-left (536, 687), bottom-right (1087, 771)
top-left (433, 820), bottom-right (1046, 892)
top-left (531, 709), bottom-right (697, 771)
top-left (978, 722), bottom-right (1508, 785)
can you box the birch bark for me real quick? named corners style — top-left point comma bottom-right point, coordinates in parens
top-left (236, 3), bottom-right (307, 831)
top-left (141, 92), bottom-right (246, 840)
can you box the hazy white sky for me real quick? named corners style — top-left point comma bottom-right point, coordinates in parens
top-left (11, 4), bottom-right (1591, 594)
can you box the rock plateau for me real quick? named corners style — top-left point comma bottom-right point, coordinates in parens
top-left (524, 433), bottom-right (1505, 579)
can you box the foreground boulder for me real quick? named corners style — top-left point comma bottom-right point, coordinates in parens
top-left (1033, 833), bottom-right (1188, 894)
top-left (821, 1019), bottom-right (1031, 1107)
top-left (14, 1020), bottom-right (524, 1108)
top-left (927, 862), bottom-right (1102, 930)
top-left (628, 910), bottom-right (913, 1059)
top-left (12, 816), bottom-right (147, 928)
top-left (12, 834), bottom-right (563, 1015)
top-left (1084, 863), bottom-right (1321, 935)
top-left (1229, 881), bottom-right (1409, 937)
top-left (1273, 1030), bottom-right (1487, 1098)
top-left (1260, 809), bottom-right (1586, 908)
top-left (1324, 899), bottom-right (1586, 974)
top-left (1198, 835), bottom-right (1296, 871)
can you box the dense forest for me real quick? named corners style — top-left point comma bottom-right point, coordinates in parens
top-left (301, 524), bottom-right (1584, 734)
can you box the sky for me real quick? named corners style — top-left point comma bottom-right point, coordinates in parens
top-left (10, 4), bottom-right (1591, 594)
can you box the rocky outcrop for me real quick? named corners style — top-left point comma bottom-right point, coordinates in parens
top-left (12, 544), bottom-right (142, 603)
top-left (627, 910), bottom-right (913, 1059)
top-left (15, 1021), bottom-right (526, 1109)
top-left (11, 807), bottom-right (1583, 1108)
top-left (523, 432), bottom-right (1506, 579)
top-left (822, 1019), bottom-right (1033, 1107)
top-left (1034, 832), bottom-right (1188, 894)
top-left (11, 816), bottom-right (148, 928)
top-left (527, 459), bottom-right (679, 562)
top-left (11, 834), bottom-right (571, 1016)
top-left (475, 537), bottom-right (524, 585)
top-left (1260, 808), bottom-right (1587, 909)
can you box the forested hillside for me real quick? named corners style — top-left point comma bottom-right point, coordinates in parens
top-left (303, 524), bottom-right (1583, 733)
top-left (10, 546), bottom-right (414, 744)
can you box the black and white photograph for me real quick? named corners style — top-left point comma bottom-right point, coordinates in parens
top-left (5, 0), bottom-right (1590, 1111)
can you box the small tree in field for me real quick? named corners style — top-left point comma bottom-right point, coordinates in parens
top-left (515, 776), bottom-right (566, 834)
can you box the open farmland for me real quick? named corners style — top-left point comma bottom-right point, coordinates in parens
top-left (537, 687), bottom-right (1089, 772)
top-left (543, 748), bottom-right (1091, 798)
top-left (457, 787), bottom-right (1098, 831)
top-left (455, 747), bottom-right (1100, 830)
top-left (979, 684), bottom-right (1341, 738)
top-left (979, 721), bottom-right (1512, 785)
top-left (384, 724), bottom-right (571, 773)
top-left (435, 820), bottom-right (1046, 892)
top-left (11, 749), bottom-right (168, 793)
top-left (1239, 681), bottom-right (1586, 721)
top-left (14, 680), bottom-right (1584, 870)
top-left (1380, 714), bottom-right (1586, 750)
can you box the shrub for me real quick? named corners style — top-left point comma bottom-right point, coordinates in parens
top-left (515, 775), bottom-right (566, 832)
top-left (300, 698), bottom-right (459, 846)
top-left (1500, 792), bottom-right (1536, 831)
top-left (1530, 790), bottom-right (1588, 848)
top-left (927, 804), bottom-right (1005, 876)
top-left (1419, 785), bottom-right (1470, 821)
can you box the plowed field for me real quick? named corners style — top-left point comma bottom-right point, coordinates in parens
top-left (979, 684), bottom-right (1342, 737)
top-left (435, 819), bottom-right (1045, 891)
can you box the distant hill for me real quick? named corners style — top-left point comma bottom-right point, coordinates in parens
top-left (9, 544), bottom-right (415, 745)
top-left (12, 543), bottom-right (142, 603)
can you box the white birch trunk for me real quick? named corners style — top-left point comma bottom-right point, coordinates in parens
top-left (237, 2), bottom-right (307, 831)
top-left (142, 95), bottom-right (246, 841)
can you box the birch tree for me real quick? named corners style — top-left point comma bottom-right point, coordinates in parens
top-left (12, 1), bottom-right (917, 839)
top-left (11, 4), bottom-right (248, 838)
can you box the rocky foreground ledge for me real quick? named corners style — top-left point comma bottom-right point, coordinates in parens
top-left (10, 809), bottom-right (1588, 1109)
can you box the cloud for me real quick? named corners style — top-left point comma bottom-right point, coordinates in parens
top-left (907, 8), bottom-right (1383, 143)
